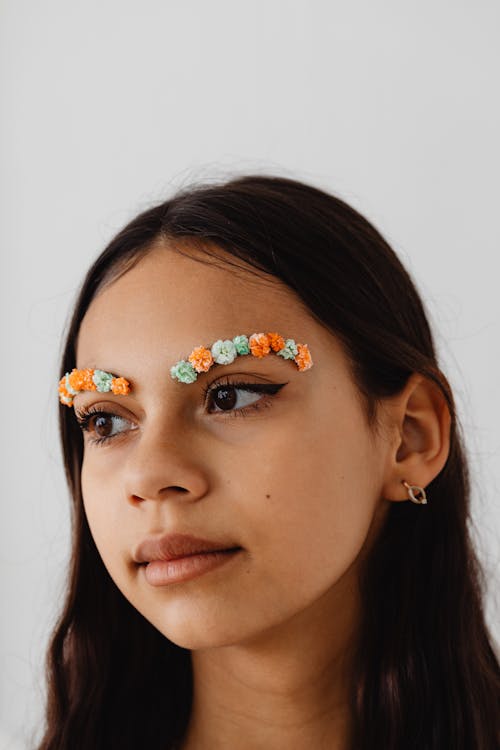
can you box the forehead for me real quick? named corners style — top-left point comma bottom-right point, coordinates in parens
top-left (76, 242), bottom-right (323, 372)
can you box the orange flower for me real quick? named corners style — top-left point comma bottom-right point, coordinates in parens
top-left (111, 377), bottom-right (131, 395)
top-left (82, 369), bottom-right (98, 390)
top-left (68, 368), bottom-right (97, 391)
top-left (249, 332), bottom-right (271, 358)
top-left (188, 346), bottom-right (214, 373)
top-left (267, 332), bottom-right (285, 352)
top-left (58, 377), bottom-right (73, 405)
top-left (67, 369), bottom-right (84, 391)
top-left (294, 343), bottom-right (313, 371)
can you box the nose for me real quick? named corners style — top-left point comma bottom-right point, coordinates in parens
top-left (122, 419), bottom-right (210, 506)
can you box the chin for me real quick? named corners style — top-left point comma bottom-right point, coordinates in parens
top-left (149, 609), bottom-right (266, 651)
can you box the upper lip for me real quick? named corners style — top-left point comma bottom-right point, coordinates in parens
top-left (133, 532), bottom-right (241, 564)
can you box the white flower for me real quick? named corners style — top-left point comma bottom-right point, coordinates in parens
top-left (211, 339), bottom-right (237, 365)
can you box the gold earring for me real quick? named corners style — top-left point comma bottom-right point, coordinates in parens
top-left (402, 480), bottom-right (428, 505)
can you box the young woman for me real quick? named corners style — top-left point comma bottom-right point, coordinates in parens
top-left (38, 175), bottom-right (500, 749)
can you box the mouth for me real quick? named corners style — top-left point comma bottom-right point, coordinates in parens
top-left (140, 547), bottom-right (244, 586)
top-left (138, 546), bottom-right (243, 565)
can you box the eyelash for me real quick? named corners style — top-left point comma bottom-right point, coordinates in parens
top-left (73, 376), bottom-right (286, 447)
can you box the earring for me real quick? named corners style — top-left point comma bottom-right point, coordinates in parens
top-left (402, 480), bottom-right (428, 505)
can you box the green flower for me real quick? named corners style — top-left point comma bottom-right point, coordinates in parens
top-left (211, 339), bottom-right (237, 365)
top-left (276, 338), bottom-right (298, 360)
top-left (233, 334), bottom-right (250, 356)
top-left (170, 360), bottom-right (198, 384)
top-left (92, 369), bottom-right (114, 392)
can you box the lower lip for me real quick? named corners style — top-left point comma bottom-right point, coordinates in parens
top-left (142, 548), bottom-right (242, 586)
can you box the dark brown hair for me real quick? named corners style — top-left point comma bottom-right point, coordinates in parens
top-left (37, 175), bottom-right (500, 749)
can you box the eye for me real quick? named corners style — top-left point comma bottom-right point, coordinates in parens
top-left (203, 378), bottom-right (286, 417)
top-left (74, 407), bottom-right (135, 446)
top-left (73, 377), bottom-right (288, 447)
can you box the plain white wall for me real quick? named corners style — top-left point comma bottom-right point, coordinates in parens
top-left (1, 1), bottom-right (499, 747)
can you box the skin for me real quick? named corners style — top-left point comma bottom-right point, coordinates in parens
top-left (74, 239), bottom-right (451, 750)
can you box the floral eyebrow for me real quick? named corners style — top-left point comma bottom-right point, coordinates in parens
top-left (58, 368), bottom-right (131, 407)
top-left (170, 331), bottom-right (312, 383)
top-left (58, 331), bottom-right (313, 406)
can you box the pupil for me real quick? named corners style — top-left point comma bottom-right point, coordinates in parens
top-left (214, 386), bottom-right (237, 411)
top-left (95, 416), bottom-right (112, 437)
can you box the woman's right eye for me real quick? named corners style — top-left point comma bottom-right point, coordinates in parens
top-left (74, 409), bottom-right (134, 446)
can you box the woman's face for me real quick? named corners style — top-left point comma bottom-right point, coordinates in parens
top-left (75, 241), bottom-right (392, 649)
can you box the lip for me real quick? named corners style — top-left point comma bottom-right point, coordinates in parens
top-left (142, 548), bottom-right (242, 586)
top-left (133, 532), bottom-right (242, 564)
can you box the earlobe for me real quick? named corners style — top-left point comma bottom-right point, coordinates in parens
top-left (382, 373), bottom-right (452, 502)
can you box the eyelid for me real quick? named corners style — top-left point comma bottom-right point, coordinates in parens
top-left (73, 402), bottom-right (134, 423)
top-left (74, 407), bottom-right (136, 432)
top-left (202, 374), bottom-right (287, 404)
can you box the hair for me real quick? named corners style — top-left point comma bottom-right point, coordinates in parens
top-left (37, 174), bottom-right (500, 749)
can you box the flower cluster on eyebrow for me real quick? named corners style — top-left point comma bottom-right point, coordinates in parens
top-left (57, 332), bottom-right (313, 404)
top-left (58, 368), bottom-right (131, 407)
top-left (170, 332), bottom-right (313, 384)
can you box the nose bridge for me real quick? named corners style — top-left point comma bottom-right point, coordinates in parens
top-left (123, 406), bottom-right (210, 503)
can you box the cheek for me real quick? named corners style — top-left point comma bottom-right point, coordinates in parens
top-left (81, 454), bottom-right (106, 523)
top-left (235, 409), bottom-right (382, 597)
top-left (80, 456), bottom-right (124, 574)
top-left (76, 404), bottom-right (386, 649)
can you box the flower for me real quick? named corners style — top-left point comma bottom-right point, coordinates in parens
top-left (64, 373), bottom-right (78, 395)
top-left (188, 346), bottom-right (214, 373)
top-left (68, 368), bottom-right (96, 392)
top-left (67, 370), bottom-right (83, 391)
top-left (92, 369), bottom-right (114, 392)
top-left (58, 376), bottom-right (74, 406)
top-left (170, 360), bottom-right (198, 384)
top-left (267, 332), bottom-right (285, 352)
top-left (58, 367), bottom-right (130, 404)
top-left (58, 330), bottom-right (314, 403)
top-left (68, 367), bottom-right (85, 391)
top-left (249, 332), bottom-right (271, 358)
top-left (211, 339), bottom-right (237, 365)
top-left (276, 338), bottom-right (298, 360)
top-left (232, 334), bottom-right (250, 355)
top-left (59, 392), bottom-right (73, 406)
top-left (294, 343), bottom-right (313, 371)
top-left (110, 376), bottom-right (131, 395)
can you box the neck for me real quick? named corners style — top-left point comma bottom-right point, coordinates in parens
top-left (179, 568), bottom-right (360, 750)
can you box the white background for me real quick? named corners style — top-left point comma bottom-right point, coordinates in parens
top-left (1, 1), bottom-right (499, 747)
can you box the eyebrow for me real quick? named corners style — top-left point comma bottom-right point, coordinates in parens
top-left (80, 357), bottom-right (284, 387)
top-left (67, 358), bottom-right (279, 399)
top-left (169, 334), bottom-right (312, 384)
top-left (62, 333), bottom-right (313, 406)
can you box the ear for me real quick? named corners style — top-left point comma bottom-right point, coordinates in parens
top-left (380, 373), bottom-right (452, 502)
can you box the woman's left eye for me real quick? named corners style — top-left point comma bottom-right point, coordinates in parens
top-left (204, 380), bottom-right (286, 416)
top-left (74, 379), bottom-right (287, 446)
